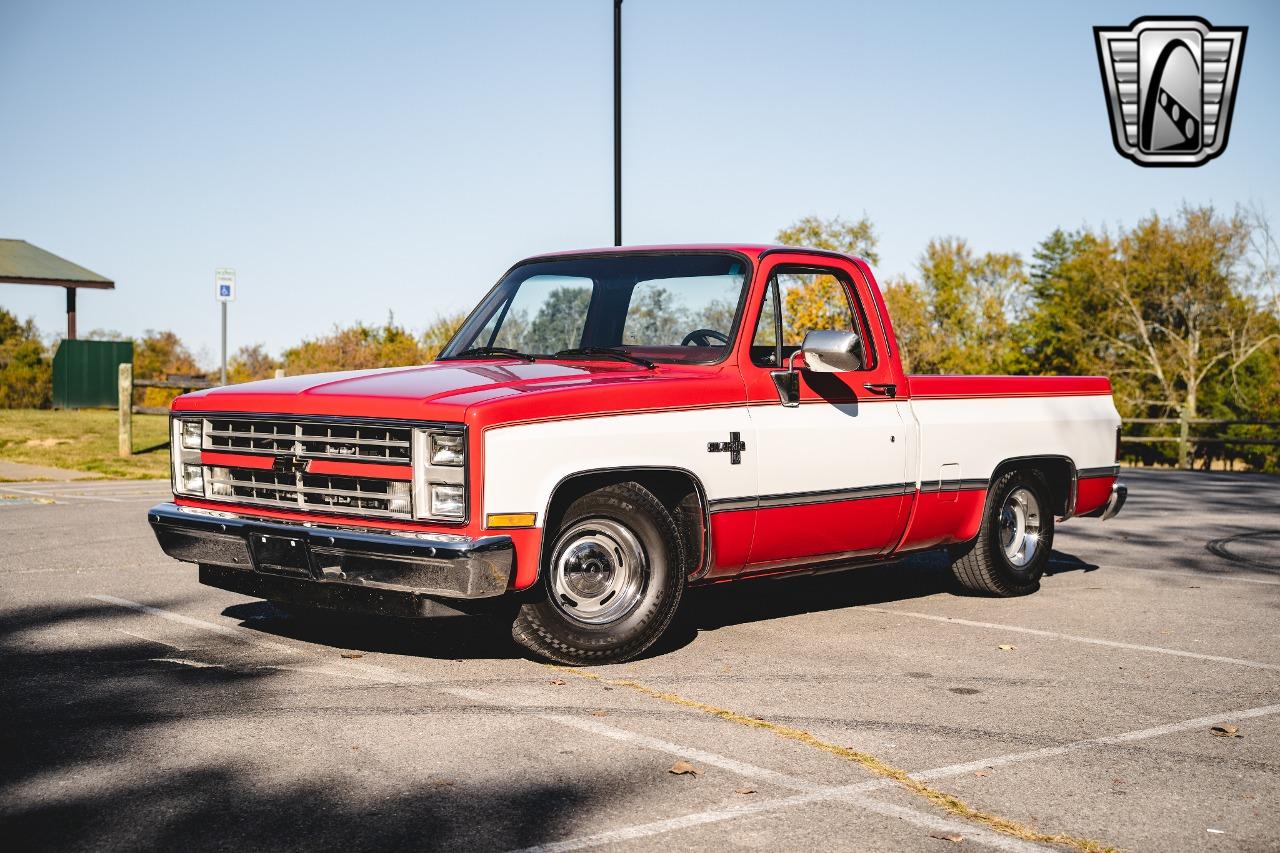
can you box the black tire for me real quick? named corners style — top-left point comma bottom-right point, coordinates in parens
top-left (511, 481), bottom-right (686, 665)
top-left (949, 469), bottom-right (1054, 597)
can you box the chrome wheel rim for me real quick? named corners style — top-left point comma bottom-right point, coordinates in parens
top-left (999, 487), bottom-right (1042, 568)
top-left (550, 518), bottom-right (649, 625)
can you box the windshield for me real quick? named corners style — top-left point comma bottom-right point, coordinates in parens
top-left (441, 253), bottom-right (749, 364)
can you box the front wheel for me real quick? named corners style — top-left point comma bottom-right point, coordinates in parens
top-left (949, 469), bottom-right (1054, 596)
top-left (511, 482), bottom-right (686, 664)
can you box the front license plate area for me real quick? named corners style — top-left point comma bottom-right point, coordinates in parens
top-left (249, 534), bottom-right (313, 578)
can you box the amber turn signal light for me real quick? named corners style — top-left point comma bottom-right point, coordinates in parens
top-left (486, 512), bottom-right (537, 529)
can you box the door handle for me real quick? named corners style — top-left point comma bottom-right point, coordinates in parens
top-left (863, 383), bottom-right (897, 397)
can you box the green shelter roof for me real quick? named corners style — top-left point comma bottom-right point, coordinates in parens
top-left (0, 239), bottom-right (114, 289)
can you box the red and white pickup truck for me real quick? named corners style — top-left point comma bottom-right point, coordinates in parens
top-left (151, 245), bottom-right (1126, 663)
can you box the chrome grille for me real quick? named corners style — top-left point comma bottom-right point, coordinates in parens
top-left (198, 416), bottom-right (414, 520)
top-left (208, 467), bottom-right (411, 519)
top-left (204, 416), bottom-right (412, 463)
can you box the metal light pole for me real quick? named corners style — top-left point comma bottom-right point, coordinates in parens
top-left (614, 0), bottom-right (623, 247)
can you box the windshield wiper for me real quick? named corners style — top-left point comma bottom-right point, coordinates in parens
top-left (552, 347), bottom-right (656, 369)
top-left (440, 346), bottom-right (536, 363)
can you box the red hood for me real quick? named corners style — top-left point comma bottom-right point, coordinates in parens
top-left (172, 359), bottom-right (744, 424)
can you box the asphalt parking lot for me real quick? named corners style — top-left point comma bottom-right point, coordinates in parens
top-left (2, 468), bottom-right (1278, 852)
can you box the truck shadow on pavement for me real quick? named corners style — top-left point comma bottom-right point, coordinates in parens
top-left (217, 548), bottom-right (1100, 664)
top-left (0, 599), bottom-right (659, 851)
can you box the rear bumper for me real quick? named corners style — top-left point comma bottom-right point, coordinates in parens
top-left (1085, 482), bottom-right (1127, 521)
top-left (148, 503), bottom-right (514, 613)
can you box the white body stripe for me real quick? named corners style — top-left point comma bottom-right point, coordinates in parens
top-left (909, 394), bottom-right (1120, 486)
top-left (748, 402), bottom-right (908, 495)
top-left (482, 393), bottom-right (1120, 523)
top-left (483, 409), bottom-right (756, 518)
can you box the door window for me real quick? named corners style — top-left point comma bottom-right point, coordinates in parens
top-left (750, 267), bottom-right (872, 368)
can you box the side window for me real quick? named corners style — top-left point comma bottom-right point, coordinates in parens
top-left (478, 275), bottom-right (593, 354)
top-left (750, 266), bottom-right (873, 369)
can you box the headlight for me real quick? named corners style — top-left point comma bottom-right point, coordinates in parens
top-left (412, 427), bottom-right (467, 521)
top-left (430, 484), bottom-right (465, 519)
top-left (430, 432), bottom-right (465, 466)
top-left (171, 418), bottom-right (205, 497)
top-left (181, 419), bottom-right (202, 449)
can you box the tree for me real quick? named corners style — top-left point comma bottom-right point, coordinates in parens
top-left (775, 214), bottom-right (880, 264)
top-left (0, 308), bottom-right (52, 408)
top-left (887, 238), bottom-right (1028, 374)
top-left (132, 330), bottom-right (204, 408)
top-left (422, 312), bottom-right (467, 360)
top-left (283, 319), bottom-right (428, 375)
top-left (1025, 205), bottom-right (1280, 468)
top-left (227, 343), bottom-right (281, 384)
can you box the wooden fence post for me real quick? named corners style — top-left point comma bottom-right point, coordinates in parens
top-left (118, 363), bottom-right (133, 457)
top-left (1177, 407), bottom-right (1191, 469)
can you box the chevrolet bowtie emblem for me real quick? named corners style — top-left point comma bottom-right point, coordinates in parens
top-left (272, 455), bottom-right (308, 474)
top-left (1094, 16), bottom-right (1247, 167)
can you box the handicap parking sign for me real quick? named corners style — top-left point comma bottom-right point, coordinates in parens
top-left (215, 268), bottom-right (236, 302)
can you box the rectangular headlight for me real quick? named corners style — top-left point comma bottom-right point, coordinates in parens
top-left (430, 483), bottom-right (465, 519)
top-left (171, 418), bottom-right (204, 497)
top-left (430, 432), bottom-right (465, 466)
top-left (413, 426), bottom-right (467, 521)
top-left (181, 419), bottom-right (202, 449)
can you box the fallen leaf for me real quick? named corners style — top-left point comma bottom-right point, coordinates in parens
top-left (669, 760), bottom-right (701, 777)
top-left (591, 709), bottom-right (608, 717)
top-left (735, 786), bottom-right (756, 795)
top-left (997, 645), bottom-right (1016, 651)
top-left (549, 678), bottom-right (567, 686)
top-left (1211, 724), bottom-right (1241, 738)
top-left (974, 770), bottom-right (990, 778)
top-left (929, 832), bottom-right (964, 843)
top-left (340, 652), bottom-right (364, 659)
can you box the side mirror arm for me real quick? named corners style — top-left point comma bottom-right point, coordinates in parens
top-left (771, 350), bottom-right (803, 408)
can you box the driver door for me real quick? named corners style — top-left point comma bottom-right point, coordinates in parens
top-left (739, 256), bottom-right (910, 570)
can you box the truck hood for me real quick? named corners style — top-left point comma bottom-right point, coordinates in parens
top-left (171, 359), bottom-right (731, 422)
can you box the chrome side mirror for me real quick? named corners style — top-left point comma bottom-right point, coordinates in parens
top-left (800, 330), bottom-right (863, 373)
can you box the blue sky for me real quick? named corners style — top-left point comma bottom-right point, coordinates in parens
top-left (1, 0), bottom-right (1276, 365)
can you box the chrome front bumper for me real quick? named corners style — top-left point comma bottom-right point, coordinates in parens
top-left (1087, 482), bottom-right (1128, 521)
top-left (148, 503), bottom-right (514, 615)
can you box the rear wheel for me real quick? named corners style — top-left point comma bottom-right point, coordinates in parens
top-left (511, 481), bottom-right (685, 664)
top-left (949, 469), bottom-right (1054, 596)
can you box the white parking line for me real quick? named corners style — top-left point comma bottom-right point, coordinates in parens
top-left (91, 595), bottom-right (1049, 852)
top-left (912, 701), bottom-right (1280, 782)
top-left (92, 594), bottom-right (1280, 852)
top-left (510, 695), bottom-right (1280, 853)
top-left (506, 784), bottom-right (1047, 853)
top-left (864, 607), bottom-right (1280, 672)
top-left (0, 486), bottom-right (129, 503)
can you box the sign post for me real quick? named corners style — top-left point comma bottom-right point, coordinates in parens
top-left (215, 268), bottom-right (236, 385)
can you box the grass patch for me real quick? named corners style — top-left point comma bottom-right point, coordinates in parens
top-left (0, 409), bottom-right (170, 479)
